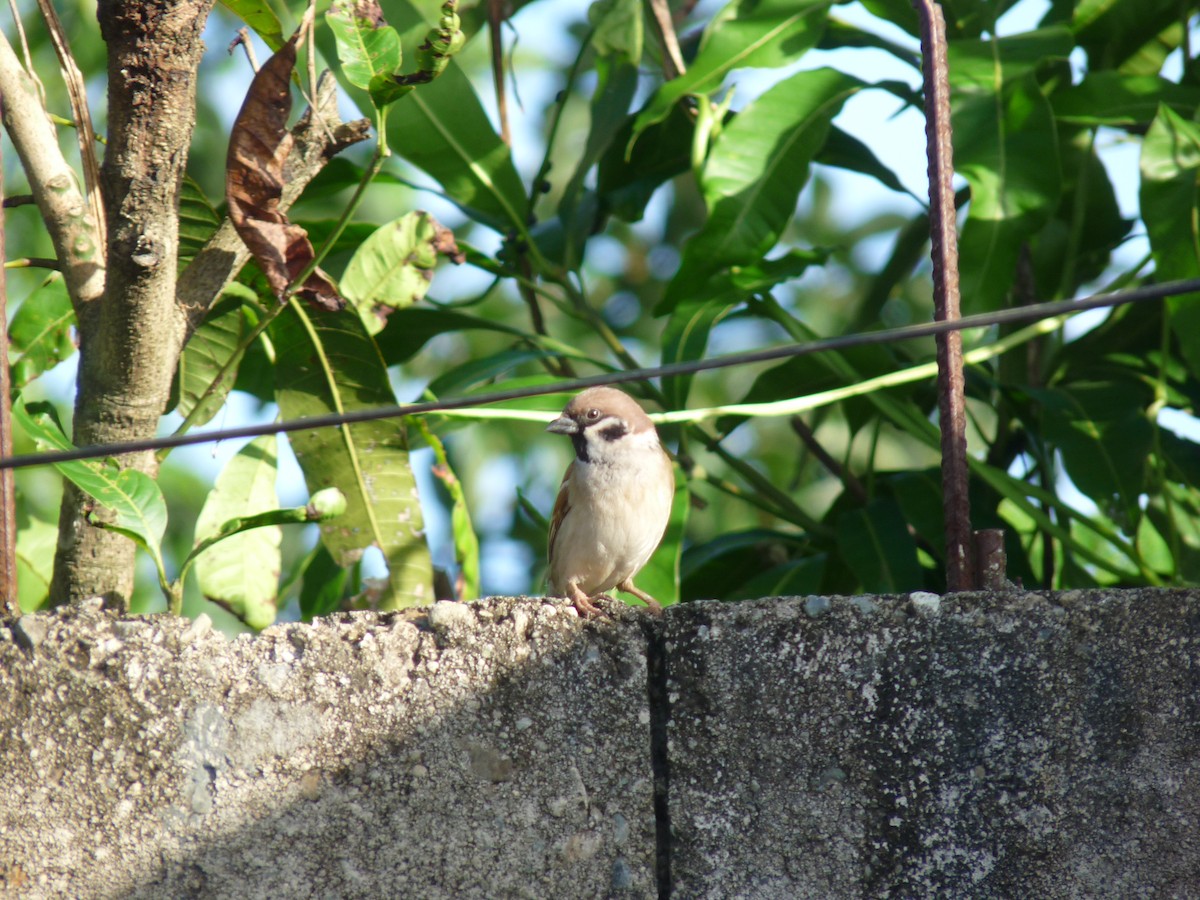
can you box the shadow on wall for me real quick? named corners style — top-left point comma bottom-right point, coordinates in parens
top-left (0, 597), bottom-right (659, 899)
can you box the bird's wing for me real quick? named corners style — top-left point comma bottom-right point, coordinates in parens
top-left (547, 460), bottom-right (575, 561)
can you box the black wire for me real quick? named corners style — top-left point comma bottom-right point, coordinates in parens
top-left (4, 277), bottom-right (1199, 471)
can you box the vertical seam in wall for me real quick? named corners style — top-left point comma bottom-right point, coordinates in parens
top-left (643, 618), bottom-right (672, 898)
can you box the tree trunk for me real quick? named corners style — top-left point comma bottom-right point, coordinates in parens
top-left (49, 0), bottom-right (214, 607)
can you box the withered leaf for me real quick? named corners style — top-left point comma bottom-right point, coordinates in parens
top-left (226, 33), bottom-right (343, 311)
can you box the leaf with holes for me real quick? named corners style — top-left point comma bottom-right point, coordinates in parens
top-left (341, 211), bottom-right (463, 333)
top-left (271, 301), bottom-right (433, 608)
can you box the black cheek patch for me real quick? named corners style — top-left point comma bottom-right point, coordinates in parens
top-left (598, 421), bottom-right (628, 442)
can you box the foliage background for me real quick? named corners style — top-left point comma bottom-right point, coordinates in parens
top-left (5, 0), bottom-right (1200, 630)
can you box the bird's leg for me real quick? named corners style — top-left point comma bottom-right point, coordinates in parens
top-left (617, 580), bottom-right (663, 616)
top-left (566, 582), bottom-right (605, 618)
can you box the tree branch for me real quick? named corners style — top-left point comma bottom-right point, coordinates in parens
top-left (0, 30), bottom-right (105, 312)
top-left (35, 0), bottom-right (106, 258)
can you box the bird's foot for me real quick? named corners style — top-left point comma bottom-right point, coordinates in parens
top-left (617, 580), bottom-right (664, 616)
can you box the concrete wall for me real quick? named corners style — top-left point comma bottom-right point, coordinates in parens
top-left (1, 589), bottom-right (1198, 898)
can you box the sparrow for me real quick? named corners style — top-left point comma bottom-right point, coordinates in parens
top-left (545, 386), bottom-right (675, 617)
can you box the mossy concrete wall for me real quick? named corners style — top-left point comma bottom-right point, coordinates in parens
top-left (1, 589), bottom-right (1198, 898)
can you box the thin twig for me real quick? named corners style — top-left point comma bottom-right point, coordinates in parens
top-left (489, 0), bottom-right (511, 145)
top-left (0, 135), bottom-right (17, 615)
top-left (913, 0), bottom-right (972, 590)
top-left (228, 28), bottom-right (260, 72)
top-left (790, 417), bottom-right (867, 503)
top-left (4, 257), bottom-right (62, 270)
top-left (646, 0), bottom-right (686, 79)
top-left (34, 0), bottom-right (106, 259)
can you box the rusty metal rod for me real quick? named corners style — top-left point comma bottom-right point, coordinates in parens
top-left (913, 0), bottom-right (973, 591)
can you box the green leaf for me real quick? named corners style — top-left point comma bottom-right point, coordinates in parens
top-left (597, 102), bottom-right (694, 223)
top-left (417, 419), bottom-right (479, 601)
top-left (815, 125), bottom-right (913, 197)
top-left (327, 0), bottom-right (404, 105)
top-left (271, 301), bottom-right (434, 607)
top-left (299, 543), bottom-right (350, 619)
top-left (953, 73), bottom-right (1062, 312)
top-left (589, 0), bottom-right (642, 64)
top-left (835, 499), bottom-right (921, 593)
top-left (661, 299), bottom-right (734, 410)
top-left (1072, 0), bottom-right (1184, 74)
top-left (680, 528), bottom-right (810, 601)
top-left (386, 62), bottom-right (528, 232)
top-left (1140, 105), bottom-right (1200, 377)
top-left (946, 27), bottom-right (1073, 91)
top-left (662, 67), bottom-right (860, 312)
top-left (219, 0), bottom-right (285, 51)
top-left (341, 211), bottom-right (459, 333)
top-left (556, 58), bottom-right (640, 270)
top-left (1051, 73), bottom-right (1200, 127)
top-left (13, 400), bottom-right (169, 585)
top-left (375, 307), bottom-right (527, 365)
top-left (316, 0), bottom-right (526, 233)
top-left (727, 555), bottom-right (825, 600)
top-left (178, 176), bottom-right (222, 268)
top-left (8, 275), bottom-right (76, 391)
top-left (190, 436), bottom-right (283, 630)
top-left (1029, 382), bottom-right (1154, 529)
top-left (428, 348), bottom-right (560, 398)
top-left (171, 296), bottom-right (248, 425)
top-left (632, 0), bottom-right (831, 137)
top-left (16, 508), bottom-right (56, 612)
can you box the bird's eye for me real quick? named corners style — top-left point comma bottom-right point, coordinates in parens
top-left (585, 408), bottom-right (601, 420)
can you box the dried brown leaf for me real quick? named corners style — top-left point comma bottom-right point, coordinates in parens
top-left (226, 33), bottom-right (342, 311)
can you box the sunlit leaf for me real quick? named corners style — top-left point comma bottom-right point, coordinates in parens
top-left (15, 508), bottom-right (56, 612)
top-left (12, 400), bottom-right (168, 577)
top-left (662, 67), bottom-right (860, 312)
top-left (633, 0), bottom-right (831, 137)
top-left (341, 211), bottom-right (464, 333)
top-left (1051, 73), bottom-right (1200, 126)
top-left (191, 436), bottom-right (282, 630)
top-left (272, 301), bottom-right (433, 607)
top-left (220, 0), bottom-right (285, 51)
top-left (8, 275), bottom-right (75, 390)
top-left (1140, 105), bottom-right (1200, 377)
top-left (953, 73), bottom-right (1062, 312)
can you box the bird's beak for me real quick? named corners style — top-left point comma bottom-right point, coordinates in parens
top-left (546, 415), bottom-right (578, 435)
